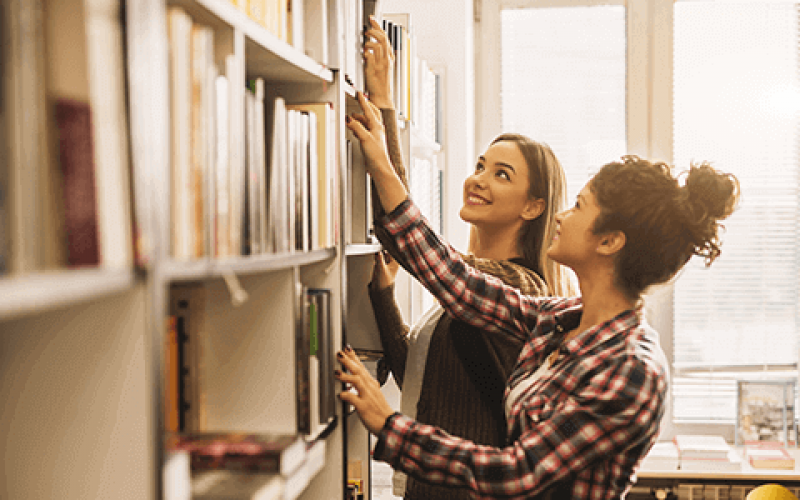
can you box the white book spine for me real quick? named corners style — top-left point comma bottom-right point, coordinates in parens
top-left (85, 0), bottom-right (133, 269)
top-left (167, 7), bottom-right (193, 260)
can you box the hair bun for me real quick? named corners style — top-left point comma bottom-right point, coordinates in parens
top-left (683, 163), bottom-right (739, 222)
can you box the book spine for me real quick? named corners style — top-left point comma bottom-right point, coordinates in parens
top-left (55, 99), bottom-right (101, 267)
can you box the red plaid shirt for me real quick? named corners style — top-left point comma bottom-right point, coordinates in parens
top-left (372, 200), bottom-right (669, 500)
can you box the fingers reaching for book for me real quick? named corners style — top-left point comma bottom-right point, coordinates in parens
top-left (335, 347), bottom-right (395, 435)
top-left (363, 16), bottom-right (394, 109)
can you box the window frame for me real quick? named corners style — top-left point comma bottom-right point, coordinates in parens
top-left (476, 0), bottom-right (800, 441)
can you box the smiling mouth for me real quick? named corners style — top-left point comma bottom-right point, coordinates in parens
top-left (466, 194), bottom-right (490, 205)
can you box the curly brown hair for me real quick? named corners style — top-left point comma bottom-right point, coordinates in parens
top-left (589, 155), bottom-right (740, 299)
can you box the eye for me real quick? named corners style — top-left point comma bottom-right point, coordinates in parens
top-left (474, 162), bottom-right (485, 173)
top-left (496, 169), bottom-right (511, 181)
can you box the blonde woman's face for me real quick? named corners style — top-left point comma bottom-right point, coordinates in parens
top-left (459, 141), bottom-right (541, 229)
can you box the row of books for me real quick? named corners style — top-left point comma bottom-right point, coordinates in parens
top-left (0, 0), bottom-right (134, 275)
top-left (382, 14), bottom-right (443, 146)
top-left (167, 6), bottom-right (337, 261)
top-left (640, 435), bottom-right (796, 472)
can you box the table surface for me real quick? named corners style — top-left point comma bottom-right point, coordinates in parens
top-left (637, 446), bottom-right (800, 484)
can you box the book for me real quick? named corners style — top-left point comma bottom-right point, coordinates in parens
top-left (191, 24), bottom-right (215, 259)
top-left (244, 87), bottom-right (258, 255)
top-left (745, 443), bottom-right (796, 470)
top-left (638, 441), bottom-right (679, 471)
top-left (226, 54), bottom-right (246, 258)
top-left (308, 288), bottom-right (335, 427)
top-left (673, 434), bottom-right (732, 460)
top-left (84, 0), bottom-right (134, 270)
top-left (295, 283), bottom-right (311, 435)
top-left (214, 74), bottom-right (232, 258)
top-left (679, 449), bottom-right (743, 472)
top-left (265, 97), bottom-right (289, 253)
top-left (165, 315), bottom-right (181, 433)
top-left (167, 6), bottom-right (194, 261)
top-left (284, 103), bottom-right (336, 249)
top-left (170, 431), bottom-right (306, 476)
top-left (170, 284), bottom-right (208, 432)
top-left (303, 0), bottom-right (328, 65)
top-left (55, 98), bottom-right (101, 267)
top-left (252, 79), bottom-right (267, 255)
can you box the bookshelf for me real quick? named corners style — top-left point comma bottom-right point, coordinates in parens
top-left (0, 0), bottom-right (440, 499)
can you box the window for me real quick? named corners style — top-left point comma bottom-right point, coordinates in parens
top-left (490, 0), bottom-right (800, 435)
top-left (500, 5), bottom-right (626, 203)
top-left (672, 2), bottom-right (800, 423)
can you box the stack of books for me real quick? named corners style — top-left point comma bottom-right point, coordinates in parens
top-left (673, 434), bottom-right (742, 471)
top-left (744, 442), bottom-right (796, 470)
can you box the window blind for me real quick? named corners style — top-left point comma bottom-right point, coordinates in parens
top-left (672, 2), bottom-right (800, 422)
top-left (500, 6), bottom-right (626, 205)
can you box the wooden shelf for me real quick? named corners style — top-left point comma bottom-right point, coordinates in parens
top-left (161, 248), bottom-right (337, 282)
top-left (0, 269), bottom-right (137, 321)
top-left (345, 244), bottom-right (381, 257)
top-left (170, 0), bottom-right (333, 84)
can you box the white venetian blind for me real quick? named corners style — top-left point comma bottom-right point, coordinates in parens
top-left (500, 6), bottom-right (627, 204)
top-left (672, 2), bottom-right (800, 422)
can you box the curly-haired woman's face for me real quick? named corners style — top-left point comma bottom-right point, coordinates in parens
top-left (547, 183), bottom-right (603, 272)
top-left (459, 141), bottom-right (542, 231)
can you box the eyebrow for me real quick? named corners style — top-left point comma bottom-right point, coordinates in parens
top-left (478, 156), bottom-right (517, 173)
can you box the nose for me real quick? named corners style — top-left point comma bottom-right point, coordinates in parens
top-left (466, 170), bottom-right (488, 188)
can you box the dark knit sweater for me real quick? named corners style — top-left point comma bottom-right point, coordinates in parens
top-left (368, 109), bottom-right (549, 500)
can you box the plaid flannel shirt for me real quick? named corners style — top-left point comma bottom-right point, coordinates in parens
top-left (372, 199), bottom-right (669, 500)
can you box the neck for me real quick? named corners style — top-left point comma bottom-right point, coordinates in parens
top-left (468, 224), bottom-right (522, 261)
top-left (570, 267), bottom-right (636, 340)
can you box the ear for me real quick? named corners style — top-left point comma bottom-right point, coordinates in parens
top-left (596, 230), bottom-right (626, 257)
top-left (520, 198), bottom-right (546, 221)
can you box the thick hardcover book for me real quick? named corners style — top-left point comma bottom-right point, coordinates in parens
top-left (170, 432), bottom-right (306, 477)
top-left (745, 443), bottom-right (795, 470)
top-left (55, 98), bottom-right (100, 267)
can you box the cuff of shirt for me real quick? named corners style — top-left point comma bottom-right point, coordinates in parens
top-left (372, 412), bottom-right (414, 466)
top-left (382, 199), bottom-right (420, 236)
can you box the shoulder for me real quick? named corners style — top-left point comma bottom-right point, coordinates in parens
top-left (462, 255), bottom-right (548, 297)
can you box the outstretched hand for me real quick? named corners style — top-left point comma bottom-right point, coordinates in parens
top-left (363, 16), bottom-right (394, 109)
top-left (336, 346), bottom-right (395, 435)
top-left (346, 92), bottom-right (393, 178)
top-left (372, 249), bottom-right (400, 290)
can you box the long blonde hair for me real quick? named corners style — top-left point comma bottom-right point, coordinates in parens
top-left (490, 133), bottom-right (575, 296)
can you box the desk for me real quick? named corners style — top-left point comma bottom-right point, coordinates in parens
top-left (633, 448), bottom-right (800, 498)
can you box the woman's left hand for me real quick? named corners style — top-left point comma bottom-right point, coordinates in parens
top-left (346, 92), bottom-right (393, 178)
top-left (336, 346), bottom-right (395, 435)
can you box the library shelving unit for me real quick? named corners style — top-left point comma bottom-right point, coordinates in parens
top-left (1, 0), bottom-right (439, 498)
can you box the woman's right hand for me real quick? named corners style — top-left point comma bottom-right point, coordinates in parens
top-left (363, 16), bottom-right (394, 109)
top-left (372, 250), bottom-right (400, 290)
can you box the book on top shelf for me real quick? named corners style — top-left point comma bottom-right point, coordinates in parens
top-left (167, 6), bottom-right (194, 261)
top-left (744, 442), bottom-right (796, 470)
